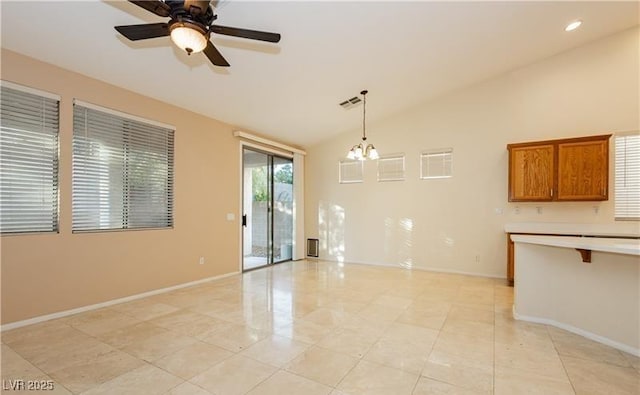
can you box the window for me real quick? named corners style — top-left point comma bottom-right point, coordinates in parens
top-left (378, 154), bottom-right (405, 182)
top-left (339, 160), bottom-right (363, 184)
top-left (72, 101), bottom-right (174, 232)
top-left (0, 82), bottom-right (59, 234)
top-left (421, 148), bottom-right (453, 179)
top-left (615, 132), bottom-right (640, 220)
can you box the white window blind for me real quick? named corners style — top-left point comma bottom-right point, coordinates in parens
top-left (615, 133), bottom-right (640, 220)
top-left (72, 103), bottom-right (174, 232)
top-left (421, 148), bottom-right (453, 179)
top-left (0, 83), bottom-right (59, 234)
top-left (339, 160), bottom-right (363, 184)
top-left (378, 154), bottom-right (405, 182)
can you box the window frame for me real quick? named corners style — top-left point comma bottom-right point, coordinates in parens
top-left (614, 131), bottom-right (640, 221)
top-left (377, 153), bottom-right (406, 182)
top-left (0, 80), bottom-right (60, 235)
top-left (420, 148), bottom-right (453, 180)
top-left (72, 100), bottom-right (175, 233)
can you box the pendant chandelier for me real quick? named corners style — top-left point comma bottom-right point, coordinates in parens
top-left (347, 90), bottom-right (379, 160)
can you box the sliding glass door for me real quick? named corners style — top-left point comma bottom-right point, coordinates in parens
top-left (242, 148), bottom-right (293, 271)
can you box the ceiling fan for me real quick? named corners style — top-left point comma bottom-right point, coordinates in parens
top-left (114, 0), bottom-right (281, 67)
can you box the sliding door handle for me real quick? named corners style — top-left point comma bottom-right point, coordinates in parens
top-left (242, 214), bottom-right (247, 227)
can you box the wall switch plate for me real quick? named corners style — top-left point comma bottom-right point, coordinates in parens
top-left (199, 257), bottom-right (205, 265)
top-left (494, 208), bottom-right (503, 215)
top-left (226, 213), bottom-right (235, 221)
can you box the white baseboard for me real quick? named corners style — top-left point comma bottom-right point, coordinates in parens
top-left (513, 309), bottom-right (640, 357)
top-left (1, 271), bottom-right (240, 332)
top-left (321, 258), bottom-right (506, 279)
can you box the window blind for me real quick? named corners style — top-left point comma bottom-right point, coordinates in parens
top-left (378, 154), bottom-right (405, 182)
top-left (614, 133), bottom-right (640, 220)
top-left (0, 83), bottom-right (59, 234)
top-left (339, 160), bottom-right (363, 184)
top-left (421, 148), bottom-right (453, 179)
top-left (72, 103), bottom-right (174, 232)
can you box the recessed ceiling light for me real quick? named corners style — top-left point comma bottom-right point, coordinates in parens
top-left (565, 20), bottom-right (582, 32)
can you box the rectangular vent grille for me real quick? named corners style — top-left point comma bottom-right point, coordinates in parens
top-left (339, 160), bottom-right (364, 184)
top-left (307, 238), bottom-right (319, 257)
top-left (339, 96), bottom-right (362, 109)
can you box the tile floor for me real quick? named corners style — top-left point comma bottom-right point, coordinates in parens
top-left (1, 261), bottom-right (639, 394)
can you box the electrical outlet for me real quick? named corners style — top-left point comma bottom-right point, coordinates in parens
top-left (536, 206), bottom-right (543, 214)
top-left (593, 206), bottom-right (599, 214)
top-left (514, 206), bottom-right (520, 215)
top-left (494, 208), bottom-right (504, 215)
top-left (475, 255), bottom-right (480, 263)
top-left (199, 257), bottom-right (205, 265)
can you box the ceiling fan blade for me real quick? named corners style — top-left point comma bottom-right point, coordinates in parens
top-left (211, 25), bottom-right (281, 43)
top-left (128, 0), bottom-right (171, 17)
top-left (115, 23), bottom-right (169, 41)
top-left (204, 41), bottom-right (230, 67)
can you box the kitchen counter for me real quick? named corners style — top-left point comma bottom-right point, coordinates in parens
top-left (510, 235), bottom-right (640, 256)
top-left (512, 236), bottom-right (640, 356)
top-left (504, 222), bottom-right (640, 237)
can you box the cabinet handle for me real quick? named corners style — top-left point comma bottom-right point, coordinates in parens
top-left (550, 188), bottom-right (553, 197)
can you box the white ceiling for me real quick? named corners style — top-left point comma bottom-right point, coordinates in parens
top-left (1, 1), bottom-right (638, 147)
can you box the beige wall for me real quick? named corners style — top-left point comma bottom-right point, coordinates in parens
top-left (0, 50), bottom-right (242, 324)
top-left (304, 27), bottom-right (640, 277)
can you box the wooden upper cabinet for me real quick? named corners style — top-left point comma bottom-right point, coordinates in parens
top-left (557, 138), bottom-right (609, 200)
top-left (508, 134), bottom-right (611, 202)
top-left (509, 144), bottom-right (554, 201)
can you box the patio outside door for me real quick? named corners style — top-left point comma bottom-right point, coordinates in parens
top-left (242, 147), bottom-right (293, 271)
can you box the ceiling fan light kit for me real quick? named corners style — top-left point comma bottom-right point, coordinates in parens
top-left (169, 21), bottom-right (208, 54)
top-left (114, 0), bottom-right (281, 67)
top-left (347, 90), bottom-right (379, 161)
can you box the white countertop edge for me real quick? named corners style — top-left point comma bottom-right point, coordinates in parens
top-left (504, 222), bottom-right (640, 237)
top-left (510, 235), bottom-right (640, 256)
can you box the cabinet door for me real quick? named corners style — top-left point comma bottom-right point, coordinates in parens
top-left (557, 139), bottom-right (608, 201)
top-left (509, 144), bottom-right (554, 201)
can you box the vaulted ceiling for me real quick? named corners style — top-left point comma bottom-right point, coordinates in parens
top-left (1, 1), bottom-right (638, 147)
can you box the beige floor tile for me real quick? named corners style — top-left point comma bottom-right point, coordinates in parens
top-left (149, 310), bottom-right (232, 339)
top-left (190, 354), bottom-right (277, 395)
top-left (111, 299), bottom-right (180, 320)
top-left (357, 304), bottom-right (405, 325)
top-left (201, 323), bottom-right (270, 352)
top-left (371, 294), bottom-right (413, 309)
top-left (561, 355), bottom-right (640, 395)
top-left (413, 377), bottom-right (481, 395)
top-left (495, 321), bottom-right (556, 351)
top-left (446, 304), bottom-right (494, 324)
top-left (22, 337), bottom-right (113, 374)
top-left (380, 322), bottom-right (439, 346)
top-left (65, 308), bottom-right (143, 336)
top-left (622, 352), bottom-right (640, 372)
top-left (302, 308), bottom-right (351, 328)
top-left (495, 342), bottom-right (570, 382)
top-left (239, 334), bottom-right (310, 367)
top-left (48, 347), bottom-right (144, 393)
top-left (274, 319), bottom-right (334, 344)
top-left (395, 306), bottom-right (448, 331)
top-left (431, 331), bottom-right (494, 364)
top-left (167, 382), bottom-right (213, 395)
top-left (1, 320), bottom-right (71, 346)
top-left (286, 346), bottom-right (359, 387)
top-left (363, 337), bottom-right (432, 374)
top-left (97, 322), bottom-right (167, 349)
top-left (80, 364), bottom-right (183, 395)
top-left (440, 318), bottom-right (494, 340)
top-left (246, 370), bottom-right (332, 395)
top-left (122, 331), bottom-right (196, 362)
top-left (316, 327), bottom-right (379, 358)
top-left (422, 350), bottom-right (493, 394)
top-left (153, 342), bottom-right (234, 380)
top-left (1, 344), bottom-right (44, 380)
top-left (549, 327), bottom-right (632, 368)
top-left (337, 360), bottom-right (419, 395)
top-left (495, 365), bottom-right (575, 395)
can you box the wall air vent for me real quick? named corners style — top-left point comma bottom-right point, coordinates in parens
top-left (339, 96), bottom-right (362, 110)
